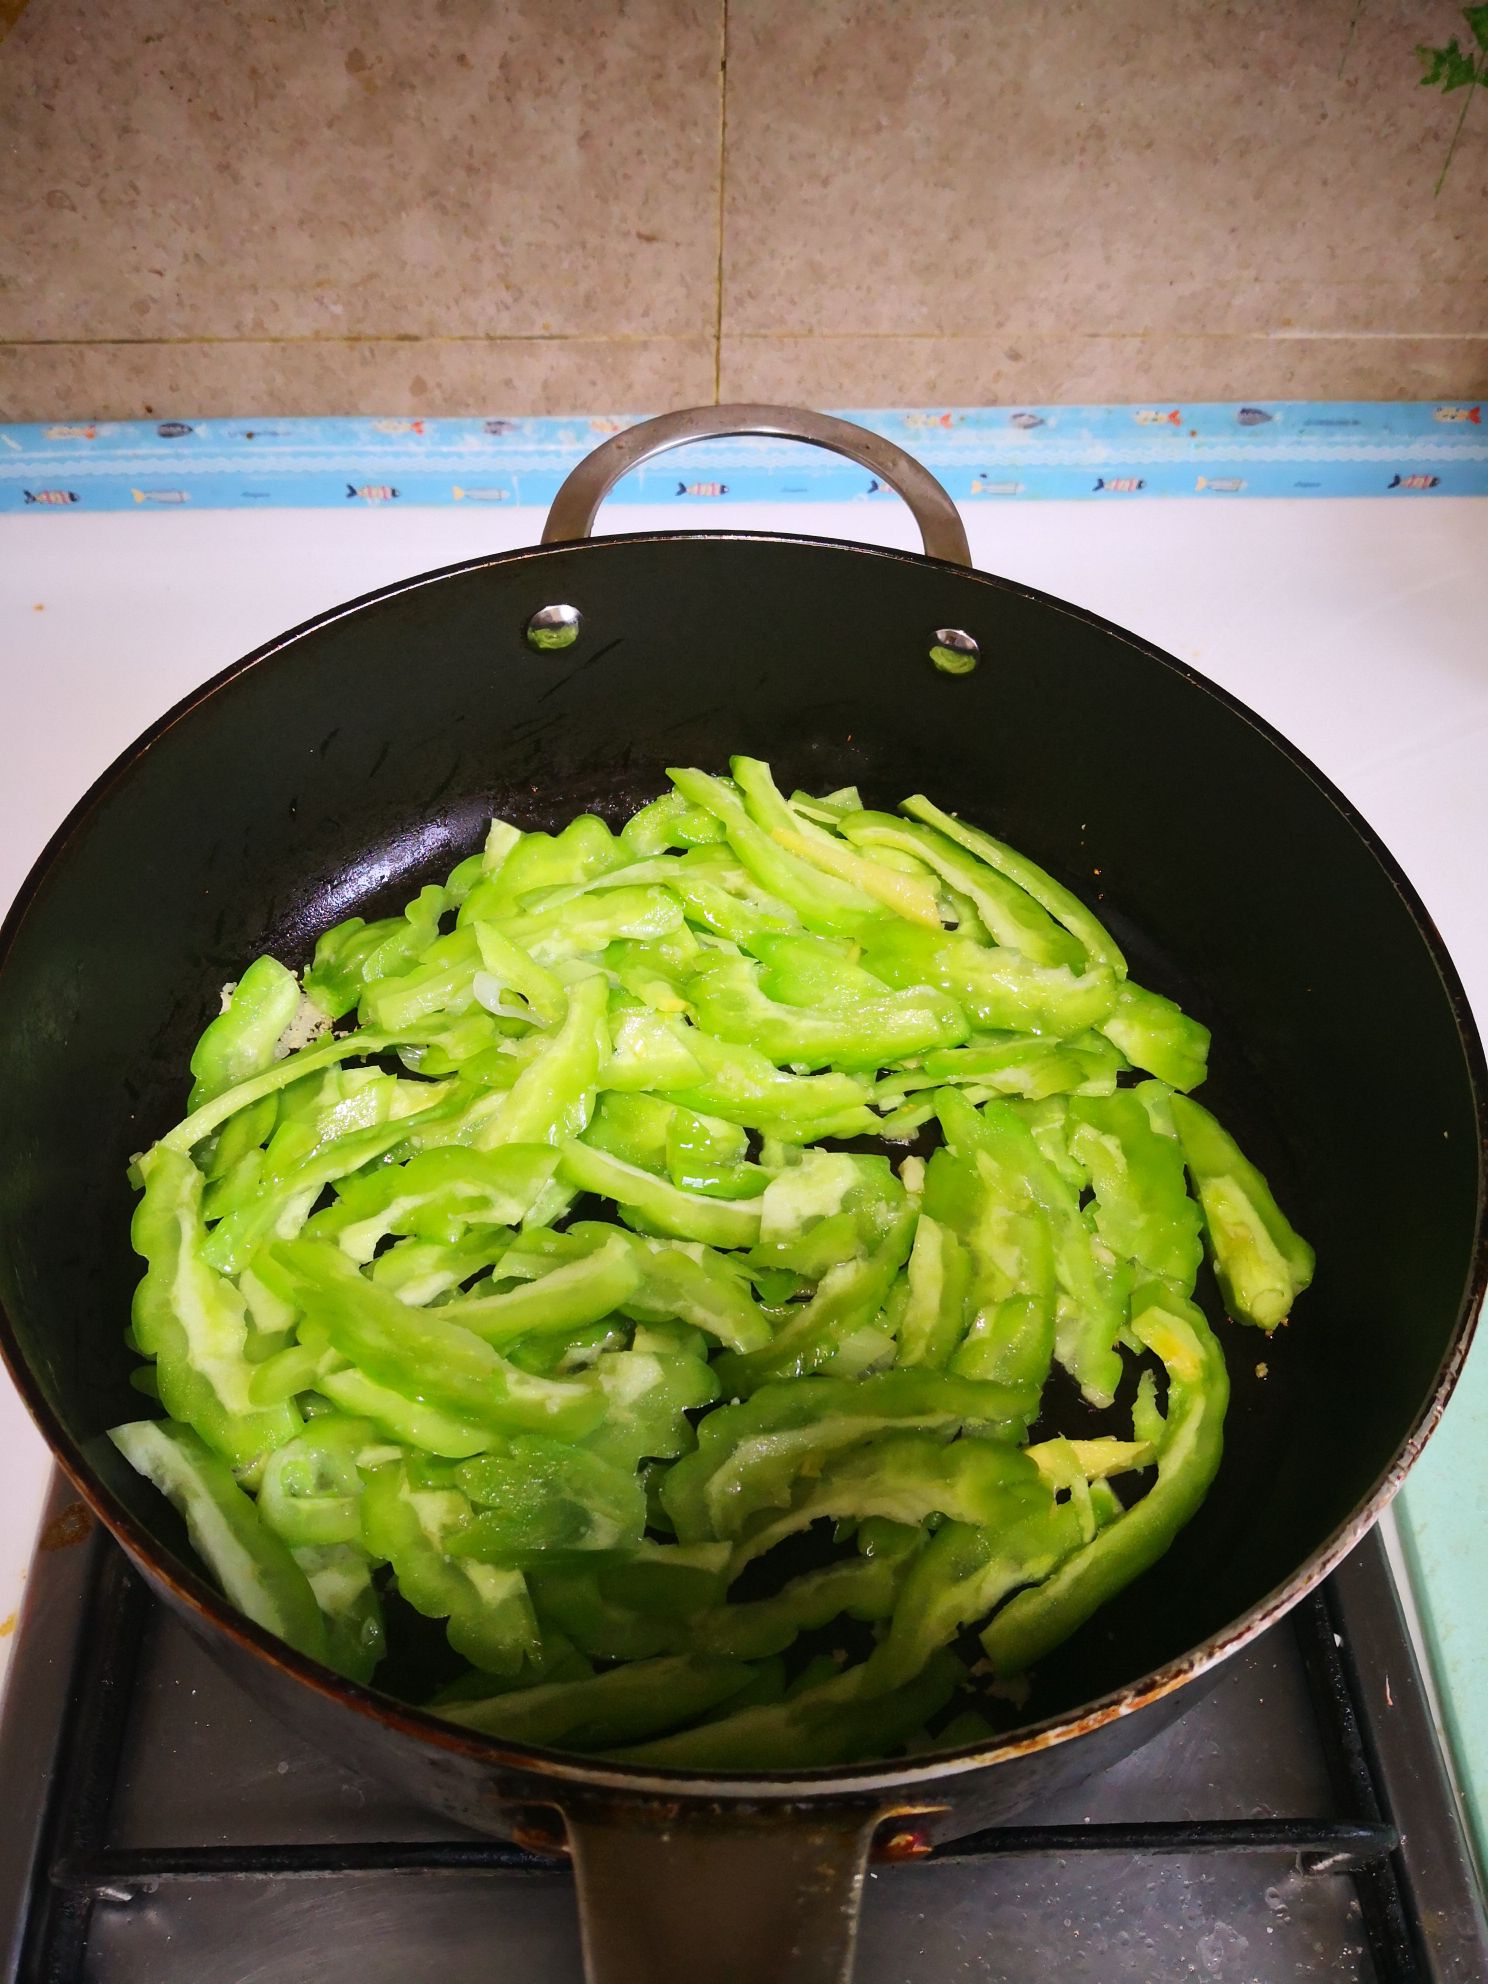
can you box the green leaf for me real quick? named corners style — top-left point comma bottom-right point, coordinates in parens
top-left (1465, 6), bottom-right (1488, 56)
top-left (1417, 37), bottom-right (1480, 90)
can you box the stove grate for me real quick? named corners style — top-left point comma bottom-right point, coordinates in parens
top-left (9, 1515), bottom-right (1487, 1984)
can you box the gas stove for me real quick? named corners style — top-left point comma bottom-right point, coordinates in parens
top-left (2, 429), bottom-right (1486, 1982)
top-left (3, 1471), bottom-right (1485, 1982)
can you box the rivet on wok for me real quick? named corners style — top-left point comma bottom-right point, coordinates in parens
top-left (526, 603), bottom-right (582, 651)
top-left (929, 627), bottom-right (979, 674)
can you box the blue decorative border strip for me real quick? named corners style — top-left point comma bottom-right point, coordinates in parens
top-left (2, 402), bottom-right (1484, 512)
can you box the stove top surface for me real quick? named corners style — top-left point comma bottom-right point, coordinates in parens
top-left (4, 1476), bottom-right (1485, 1984)
top-left (1, 490), bottom-right (1486, 1982)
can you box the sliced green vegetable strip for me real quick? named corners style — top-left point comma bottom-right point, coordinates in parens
top-left (292, 1541), bottom-right (385, 1685)
top-left (840, 811), bottom-right (1084, 968)
top-left (558, 1137), bottom-right (765, 1249)
top-left (662, 1368), bottom-right (1026, 1544)
top-left (620, 1234), bottom-right (773, 1353)
top-left (747, 932), bottom-right (889, 1006)
top-left (585, 1091), bottom-right (675, 1171)
top-left (360, 1459), bottom-right (540, 1675)
top-left (110, 1419), bottom-right (328, 1662)
top-left (901, 793), bottom-right (1127, 977)
top-left (448, 1436), bottom-right (646, 1562)
top-left (867, 1498), bottom-right (1085, 1692)
top-left (1067, 1089), bottom-right (1204, 1293)
top-left (935, 1091), bottom-right (1133, 1410)
top-left (470, 920), bottom-right (567, 1025)
top-left (664, 1105), bottom-right (767, 1202)
top-left (1013, 1096), bottom-right (1090, 1190)
top-left (688, 951), bottom-right (969, 1072)
top-left (858, 923), bottom-right (1117, 1035)
top-left (661, 1026), bottom-right (877, 1142)
top-left (130, 1146), bottom-right (302, 1470)
top-left (929, 1092), bottom-right (1057, 1403)
top-left (276, 1237), bottom-right (604, 1441)
top-left (980, 1281), bottom-right (1229, 1675)
top-left (1099, 981), bottom-right (1210, 1092)
top-left (439, 1232), bottom-right (640, 1347)
top-left (771, 825), bottom-right (942, 928)
top-left (317, 1146), bottom-right (555, 1264)
top-left (305, 887), bottom-right (445, 1019)
top-left (896, 1215), bottom-right (973, 1369)
top-left (604, 1002), bottom-right (705, 1092)
top-left (189, 956), bottom-right (302, 1107)
top-left (916, 1031), bottom-right (1119, 1101)
top-left (438, 1653), bottom-right (753, 1747)
top-left (158, 1029), bottom-right (394, 1154)
top-left (603, 1650), bottom-right (962, 1770)
top-left (729, 1431), bottom-right (1044, 1574)
top-left (621, 790), bottom-right (727, 856)
top-left (668, 765), bottom-right (882, 935)
top-left (1169, 1094), bottom-right (1315, 1330)
top-left (202, 1114), bottom-right (433, 1277)
top-left (722, 760), bottom-right (939, 928)
top-left (480, 969), bottom-right (608, 1148)
top-left (316, 1365), bottom-right (491, 1459)
top-left (256, 1414), bottom-right (385, 1547)
top-left (687, 1553), bottom-right (906, 1659)
top-left (357, 926), bottom-right (480, 1031)
top-left (583, 1347), bottom-right (719, 1471)
top-left (530, 1543), bottom-right (730, 1661)
top-left (462, 815), bottom-right (626, 920)
top-left (713, 1193), bottom-right (916, 1396)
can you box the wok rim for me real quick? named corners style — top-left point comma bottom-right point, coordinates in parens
top-left (1, 525), bottom-right (1484, 1806)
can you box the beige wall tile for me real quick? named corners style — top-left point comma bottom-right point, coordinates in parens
top-left (0, 337), bottom-right (717, 421)
top-left (4, 0), bottom-right (1482, 415)
top-left (720, 334), bottom-right (1488, 405)
top-left (0, 0), bottom-right (723, 343)
top-left (722, 0), bottom-right (1487, 342)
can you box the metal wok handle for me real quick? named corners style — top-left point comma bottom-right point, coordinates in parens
top-left (541, 403), bottom-right (973, 567)
top-left (563, 1799), bottom-right (894, 1984)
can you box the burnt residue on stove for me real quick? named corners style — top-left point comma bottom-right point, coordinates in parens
top-left (39, 1500), bottom-right (92, 1551)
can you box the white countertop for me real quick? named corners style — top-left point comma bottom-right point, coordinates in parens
top-left (2, 494), bottom-right (1485, 1698)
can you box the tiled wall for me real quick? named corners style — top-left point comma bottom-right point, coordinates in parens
top-left (1, 0), bottom-right (1483, 419)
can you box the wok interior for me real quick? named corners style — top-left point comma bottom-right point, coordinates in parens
top-left (0, 534), bottom-right (1478, 1735)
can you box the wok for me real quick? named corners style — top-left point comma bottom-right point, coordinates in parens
top-left (0, 406), bottom-right (1483, 1983)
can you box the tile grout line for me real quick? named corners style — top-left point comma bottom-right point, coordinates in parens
top-left (712, 0), bottom-right (729, 404)
top-left (721, 330), bottom-right (1488, 344)
top-left (3, 331), bottom-right (1483, 353)
top-left (0, 334), bottom-right (713, 351)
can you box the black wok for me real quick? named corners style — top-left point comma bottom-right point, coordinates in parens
top-left (1, 406), bottom-right (1483, 1984)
